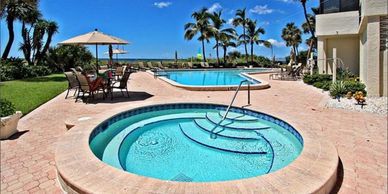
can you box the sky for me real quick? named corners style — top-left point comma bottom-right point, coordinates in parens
top-left (0, 0), bottom-right (319, 60)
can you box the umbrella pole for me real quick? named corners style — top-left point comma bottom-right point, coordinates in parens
top-left (95, 44), bottom-right (99, 70)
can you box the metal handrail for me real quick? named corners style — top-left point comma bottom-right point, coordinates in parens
top-left (222, 80), bottom-right (251, 120)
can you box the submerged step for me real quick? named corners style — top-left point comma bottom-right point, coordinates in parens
top-left (194, 119), bottom-right (259, 140)
top-left (218, 111), bottom-right (258, 121)
top-left (206, 113), bottom-right (270, 130)
top-left (103, 113), bottom-right (206, 169)
top-left (180, 122), bottom-right (268, 154)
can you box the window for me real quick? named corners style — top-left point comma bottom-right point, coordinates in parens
top-left (320, 0), bottom-right (359, 14)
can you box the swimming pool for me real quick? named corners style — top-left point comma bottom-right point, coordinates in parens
top-left (89, 103), bottom-right (303, 182)
top-left (159, 69), bottom-right (267, 86)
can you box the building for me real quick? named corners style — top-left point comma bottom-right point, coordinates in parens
top-left (316, 0), bottom-right (388, 96)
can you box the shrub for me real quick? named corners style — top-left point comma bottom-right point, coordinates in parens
top-left (0, 58), bottom-right (52, 81)
top-left (313, 81), bottom-right (331, 91)
top-left (344, 80), bottom-right (367, 95)
top-left (303, 74), bottom-right (332, 85)
top-left (330, 81), bottom-right (346, 98)
top-left (0, 98), bottom-right (16, 117)
top-left (45, 45), bottom-right (93, 71)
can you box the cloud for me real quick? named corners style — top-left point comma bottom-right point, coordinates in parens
top-left (249, 5), bottom-right (273, 15)
top-left (227, 18), bottom-right (234, 25)
top-left (267, 39), bottom-right (286, 47)
top-left (153, 2), bottom-right (172, 8)
top-left (277, 0), bottom-right (295, 3)
top-left (208, 3), bottom-right (222, 13)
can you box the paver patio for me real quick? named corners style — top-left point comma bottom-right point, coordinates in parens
top-left (1, 72), bottom-right (387, 193)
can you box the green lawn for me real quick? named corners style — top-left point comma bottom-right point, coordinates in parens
top-left (0, 74), bottom-right (67, 115)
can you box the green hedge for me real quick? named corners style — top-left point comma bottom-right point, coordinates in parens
top-left (0, 58), bottom-right (52, 81)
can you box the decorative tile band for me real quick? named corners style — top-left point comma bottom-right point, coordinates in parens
top-left (89, 103), bottom-right (304, 145)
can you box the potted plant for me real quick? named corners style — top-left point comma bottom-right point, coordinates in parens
top-left (0, 99), bottom-right (22, 139)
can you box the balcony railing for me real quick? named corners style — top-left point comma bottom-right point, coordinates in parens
top-left (319, 0), bottom-right (359, 14)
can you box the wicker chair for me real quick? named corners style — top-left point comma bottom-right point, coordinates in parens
top-left (74, 73), bottom-right (105, 102)
top-left (111, 71), bottom-right (132, 98)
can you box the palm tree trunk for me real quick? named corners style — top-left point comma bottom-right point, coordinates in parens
top-left (223, 46), bottom-right (227, 63)
top-left (41, 33), bottom-right (53, 58)
top-left (2, 16), bottom-right (15, 60)
top-left (202, 39), bottom-right (207, 62)
top-left (215, 39), bottom-right (220, 65)
top-left (250, 42), bottom-right (254, 64)
top-left (243, 26), bottom-right (248, 63)
top-left (302, 1), bottom-right (315, 39)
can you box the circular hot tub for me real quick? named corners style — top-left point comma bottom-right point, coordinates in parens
top-left (89, 103), bottom-right (303, 182)
top-left (56, 103), bottom-right (338, 193)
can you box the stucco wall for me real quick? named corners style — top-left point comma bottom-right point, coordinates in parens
top-left (361, 0), bottom-right (388, 17)
top-left (359, 28), bottom-right (368, 85)
top-left (316, 11), bottom-right (359, 36)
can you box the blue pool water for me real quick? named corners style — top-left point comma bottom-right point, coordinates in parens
top-left (160, 69), bottom-right (267, 86)
top-left (90, 104), bottom-right (303, 182)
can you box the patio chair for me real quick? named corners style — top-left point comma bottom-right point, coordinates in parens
top-left (147, 62), bottom-right (156, 69)
top-left (115, 66), bottom-right (124, 80)
top-left (111, 71), bottom-right (132, 98)
top-left (64, 72), bottom-right (79, 99)
top-left (74, 72), bottom-right (106, 102)
top-left (200, 62), bottom-right (213, 68)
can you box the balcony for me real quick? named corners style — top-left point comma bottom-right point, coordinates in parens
top-left (319, 0), bottom-right (359, 14)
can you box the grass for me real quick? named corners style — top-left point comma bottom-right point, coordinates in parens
top-left (0, 74), bottom-right (67, 115)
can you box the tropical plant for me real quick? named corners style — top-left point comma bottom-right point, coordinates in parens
top-left (0, 98), bottom-right (16, 117)
top-left (232, 8), bottom-right (250, 63)
top-left (301, 7), bottom-right (319, 59)
top-left (217, 39), bottom-right (237, 63)
top-left (20, 18), bottom-right (59, 65)
top-left (184, 8), bottom-right (214, 62)
top-left (242, 19), bottom-right (271, 64)
top-left (210, 11), bottom-right (236, 65)
top-left (45, 45), bottom-right (93, 72)
top-left (281, 22), bottom-right (302, 63)
top-left (0, 0), bottom-right (38, 59)
top-left (330, 81), bottom-right (346, 98)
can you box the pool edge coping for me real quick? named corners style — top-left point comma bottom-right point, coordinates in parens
top-left (146, 69), bottom-right (275, 91)
top-left (55, 102), bottom-right (339, 194)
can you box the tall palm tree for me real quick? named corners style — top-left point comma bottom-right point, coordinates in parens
top-left (232, 8), bottom-right (249, 63)
top-left (19, 6), bottom-right (41, 65)
top-left (214, 29), bottom-right (237, 63)
top-left (184, 8), bottom-right (214, 62)
top-left (243, 19), bottom-right (271, 64)
top-left (301, 8), bottom-right (318, 59)
top-left (296, 0), bottom-right (316, 62)
top-left (1, 0), bottom-right (37, 59)
top-left (281, 22), bottom-right (302, 63)
top-left (210, 10), bottom-right (236, 65)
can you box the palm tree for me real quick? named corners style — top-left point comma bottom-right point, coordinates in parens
top-left (215, 31), bottom-right (237, 63)
top-left (210, 10), bottom-right (236, 65)
top-left (41, 20), bottom-right (59, 56)
top-left (301, 8), bottom-right (318, 59)
top-left (281, 22), bottom-right (302, 63)
top-left (19, 6), bottom-right (41, 65)
top-left (184, 8), bottom-right (214, 62)
top-left (232, 8), bottom-right (249, 63)
top-left (1, 0), bottom-right (37, 59)
top-left (243, 19), bottom-right (271, 64)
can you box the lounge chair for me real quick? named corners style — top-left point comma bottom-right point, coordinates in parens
top-left (64, 72), bottom-right (79, 99)
top-left (156, 62), bottom-right (167, 69)
top-left (111, 71), bottom-right (132, 98)
top-left (200, 62), bottom-right (213, 68)
top-left (147, 62), bottom-right (156, 69)
top-left (187, 62), bottom-right (194, 69)
top-left (270, 63), bottom-right (302, 80)
top-left (138, 62), bottom-right (149, 71)
top-left (74, 72), bottom-right (106, 102)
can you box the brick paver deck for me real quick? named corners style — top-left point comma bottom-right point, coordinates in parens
top-left (1, 72), bottom-right (387, 193)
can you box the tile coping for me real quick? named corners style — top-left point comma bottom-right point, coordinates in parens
top-left (146, 69), bottom-right (275, 91)
top-left (55, 102), bottom-right (339, 194)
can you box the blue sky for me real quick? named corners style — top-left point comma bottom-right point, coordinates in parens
top-left (0, 0), bottom-right (319, 59)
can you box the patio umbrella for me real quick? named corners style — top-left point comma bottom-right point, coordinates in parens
top-left (105, 48), bottom-right (128, 62)
top-left (59, 29), bottom-right (128, 70)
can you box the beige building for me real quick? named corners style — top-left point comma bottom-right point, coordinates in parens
top-left (316, 0), bottom-right (388, 96)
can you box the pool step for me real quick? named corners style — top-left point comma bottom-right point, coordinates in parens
top-left (194, 119), bottom-right (259, 140)
top-left (206, 113), bottom-right (270, 130)
top-left (218, 111), bottom-right (258, 122)
top-left (180, 122), bottom-right (268, 154)
top-left (103, 113), bottom-right (206, 170)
